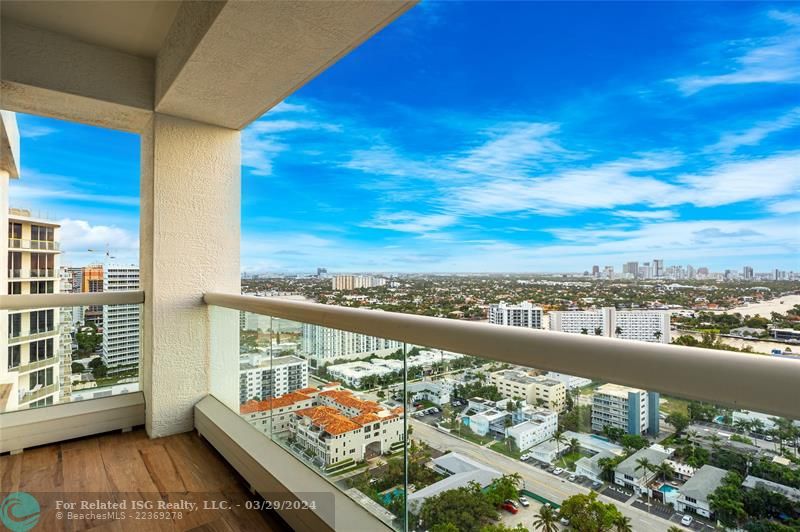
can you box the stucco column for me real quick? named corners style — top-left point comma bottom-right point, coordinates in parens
top-left (140, 113), bottom-right (240, 437)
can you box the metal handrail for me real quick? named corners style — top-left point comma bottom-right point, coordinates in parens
top-left (204, 292), bottom-right (800, 420)
top-left (0, 291), bottom-right (145, 310)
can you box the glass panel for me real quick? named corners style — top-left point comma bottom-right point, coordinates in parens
top-left (404, 347), bottom-right (800, 532)
top-left (210, 307), bottom-right (409, 530)
top-left (1, 303), bottom-right (142, 413)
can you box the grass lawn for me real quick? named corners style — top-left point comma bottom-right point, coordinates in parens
top-left (489, 441), bottom-right (522, 459)
top-left (660, 396), bottom-right (690, 417)
top-left (558, 450), bottom-right (587, 471)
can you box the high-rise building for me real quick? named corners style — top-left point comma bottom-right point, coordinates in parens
top-left (239, 354), bottom-right (308, 404)
top-left (488, 301), bottom-right (544, 329)
top-left (3, 208), bottom-right (63, 411)
top-left (549, 307), bottom-right (670, 343)
top-left (331, 275), bottom-right (386, 290)
top-left (603, 266), bottom-right (614, 279)
top-left (102, 265), bottom-right (140, 372)
top-left (591, 265), bottom-right (600, 277)
top-left (623, 262), bottom-right (639, 279)
top-left (743, 266), bottom-right (754, 280)
top-left (300, 324), bottom-right (402, 367)
top-left (82, 265), bottom-right (104, 328)
top-left (653, 259), bottom-right (664, 278)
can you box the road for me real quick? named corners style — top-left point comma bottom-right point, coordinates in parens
top-left (410, 419), bottom-right (683, 532)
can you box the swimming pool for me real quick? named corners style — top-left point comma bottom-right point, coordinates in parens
top-left (381, 487), bottom-right (404, 504)
top-left (590, 435), bottom-right (611, 442)
top-left (659, 484), bottom-right (678, 493)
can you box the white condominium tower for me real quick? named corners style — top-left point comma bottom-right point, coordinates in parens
top-left (102, 265), bottom-right (140, 372)
top-left (549, 307), bottom-right (670, 344)
top-left (301, 323), bottom-right (402, 367)
top-left (3, 208), bottom-right (64, 411)
top-left (331, 275), bottom-right (386, 291)
top-left (488, 301), bottom-right (544, 329)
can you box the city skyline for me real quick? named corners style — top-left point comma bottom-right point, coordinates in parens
top-left (7, 2), bottom-right (800, 272)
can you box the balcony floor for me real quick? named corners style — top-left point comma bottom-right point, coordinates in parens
top-left (0, 428), bottom-right (291, 531)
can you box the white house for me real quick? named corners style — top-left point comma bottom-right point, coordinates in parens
top-left (675, 465), bottom-right (728, 519)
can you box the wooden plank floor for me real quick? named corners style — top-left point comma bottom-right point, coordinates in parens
top-left (0, 429), bottom-right (293, 532)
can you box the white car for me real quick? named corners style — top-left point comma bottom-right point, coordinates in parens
top-left (681, 515), bottom-right (694, 526)
top-left (568, 474), bottom-right (577, 482)
top-left (553, 467), bottom-right (564, 475)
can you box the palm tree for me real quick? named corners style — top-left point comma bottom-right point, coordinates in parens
top-left (568, 437), bottom-right (580, 455)
top-left (532, 504), bottom-right (558, 532)
top-left (594, 327), bottom-right (602, 336)
top-left (580, 327), bottom-right (589, 335)
top-left (654, 462), bottom-right (675, 482)
top-left (598, 457), bottom-right (618, 482)
top-left (554, 431), bottom-right (567, 466)
top-left (709, 433), bottom-right (722, 451)
top-left (635, 457), bottom-right (654, 511)
top-left (613, 514), bottom-right (633, 532)
top-left (615, 326), bottom-right (623, 337)
top-left (653, 330), bottom-right (663, 341)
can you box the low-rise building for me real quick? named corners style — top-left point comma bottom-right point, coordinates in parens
top-left (614, 446), bottom-right (671, 494)
top-left (742, 475), bottom-right (800, 504)
top-left (545, 372), bottom-right (592, 390)
top-left (675, 465), bottom-right (728, 518)
top-left (490, 369), bottom-right (566, 412)
top-left (407, 453), bottom-right (502, 514)
top-left (575, 450), bottom-right (617, 483)
top-left (592, 383), bottom-right (659, 436)
top-left (506, 409), bottom-right (558, 451)
top-left (407, 379), bottom-right (454, 406)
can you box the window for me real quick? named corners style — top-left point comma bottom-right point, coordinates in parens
top-left (30, 253), bottom-right (54, 276)
top-left (8, 282), bottom-right (21, 295)
top-left (8, 222), bottom-right (22, 239)
top-left (30, 309), bottom-right (54, 333)
top-left (30, 281), bottom-right (54, 294)
top-left (8, 251), bottom-right (21, 273)
top-left (685, 496), bottom-right (697, 504)
top-left (8, 346), bottom-right (21, 369)
top-left (8, 313), bottom-right (21, 337)
top-left (30, 339), bottom-right (54, 361)
top-left (30, 224), bottom-right (54, 242)
top-left (29, 367), bottom-right (53, 388)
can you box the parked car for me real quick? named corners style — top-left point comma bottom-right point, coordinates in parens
top-left (568, 474), bottom-right (577, 482)
top-left (553, 467), bottom-right (564, 475)
top-left (518, 496), bottom-right (530, 508)
top-left (501, 501), bottom-right (518, 514)
top-left (765, 435), bottom-right (774, 442)
top-left (560, 517), bottom-right (569, 526)
top-left (681, 515), bottom-right (694, 526)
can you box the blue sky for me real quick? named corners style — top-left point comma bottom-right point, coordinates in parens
top-left (10, 2), bottom-right (800, 273)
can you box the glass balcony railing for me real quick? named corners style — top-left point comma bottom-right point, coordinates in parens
top-left (7, 268), bottom-right (56, 278)
top-left (7, 238), bottom-right (60, 251)
top-left (207, 293), bottom-right (800, 532)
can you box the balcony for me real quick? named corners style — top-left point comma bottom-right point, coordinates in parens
top-left (1, 2), bottom-right (798, 531)
top-left (7, 327), bottom-right (57, 345)
top-left (19, 382), bottom-right (58, 403)
top-left (7, 238), bottom-right (60, 251)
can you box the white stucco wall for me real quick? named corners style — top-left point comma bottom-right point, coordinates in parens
top-left (140, 113), bottom-right (240, 437)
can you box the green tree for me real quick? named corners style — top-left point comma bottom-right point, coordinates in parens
top-left (653, 462), bottom-right (675, 482)
top-left (709, 472), bottom-right (747, 529)
top-left (532, 504), bottom-right (559, 532)
top-left (665, 412), bottom-right (690, 437)
top-left (75, 322), bottom-right (102, 356)
top-left (558, 492), bottom-right (624, 532)
top-left (71, 361), bottom-right (85, 374)
top-left (613, 514), bottom-right (633, 532)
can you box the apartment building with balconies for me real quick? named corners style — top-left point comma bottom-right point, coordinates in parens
top-left (490, 369), bottom-right (567, 412)
top-left (2, 208), bottom-right (63, 411)
top-left (591, 383), bottom-right (660, 436)
top-left (102, 265), bottom-right (141, 371)
top-left (239, 353), bottom-right (308, 404)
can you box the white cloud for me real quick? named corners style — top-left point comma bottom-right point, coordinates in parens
top-left (675, 10), bottom-right (800, 95)
top-left (269, 101), bottom-right (309, 114)
top-left (707, 106), bottom-right (800, 153)
top-left (362, 212), bottom-right (457, 233)
top-left (613, 210), bottom-right (677, 221)
top-left (57, 219), bottom-right (139, 266)
top-left (673, 151), bottom-right (800, 207)
top-left (20, 125), bottom-right (58, 139)
top-left (768, 198), bottom-right (800, 214)
top-left (10, 184), bottom-right (139, 207)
